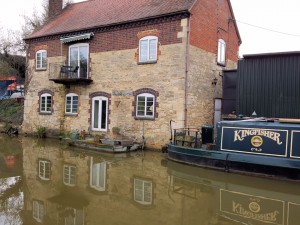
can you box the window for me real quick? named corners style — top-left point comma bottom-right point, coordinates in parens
top-left (40, 93), bottom-right (52, 113)
top-left (69, 43), bottom-right (89, 78)
top-left (90, 157), bottom-right (106, 191)
top-left (139, 36), bottom-right (158, 63)
top-left (64, 207), bottom-right (84, 225)
top-left (217, 39), bottom-right (226, 66)
top-left (91, 96), bottom-right (108, 131)
top-left (63, 165), bottom-right (76, 186)
top-left (65, 93), bottom-right (78, 114)
top-left (134, 178), bottom-right (153, 205)
top-left (36, 50), bottom-right (47, 70)
top-left (33, 200), bottom-right (44, 223)
top-left (38, 160), bottom-right (50, 180)
top-left (136, 93), bottom-right (155, 118)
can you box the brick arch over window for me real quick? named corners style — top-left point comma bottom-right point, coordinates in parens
top-left (38, 89), bottom-right (54, 114)
top-left (137, 29), bottom-right (161, 40)
top-left (133, 88), bottom-right (159, 120)
top-left (89, 92), bottom-right (111, 131)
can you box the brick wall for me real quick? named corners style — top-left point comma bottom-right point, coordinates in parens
top-left (189, 0), bottom-right (240, 62)
top-left (27, 18), bottom-right (183, 60)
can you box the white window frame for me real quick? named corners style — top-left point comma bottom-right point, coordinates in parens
top-left (139, 36), bottom-right (158, 63)
top-left (69, 43), bottom-right (89, 78)
top-left (136, 93), bottom-right (155, 118)
top-left (63, 165), bottom-right (76, 187)
top-left (90, 157), bottom-right (106, 191)
top-left (64, 207), bottom-right (84, 225)
top-left (33, 200), bottom-right (44, 223)
top-left (65, 93), bottom-right (79, 115)
top-left (134, 178), bottom-right (153, 205)
top-left (217, 39), bottom-right (226, 66)
top-left (36, 50), bottom-right (47, 70)
top-left (38, 160), bottom-right (50, 180)
top-left (91, 96), bottom-right (108, 131)
top-left (40, 93), bottom-right (52, 113)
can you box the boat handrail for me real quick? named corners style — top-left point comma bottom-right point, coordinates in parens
top-left (220, 117), bottom-right (269, 123)
top-left (172, 128), bottom-right (200, 148)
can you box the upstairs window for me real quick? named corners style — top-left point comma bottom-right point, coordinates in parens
top-left (40, 93), bottom-right (52, 114)
top-left (139, 36), bottom-right (158, 63)
top-left (36, 50), bottom-right (47, 70)
top-left (217, 39), bottom-right (226, 66)
top-left (65, 93), bottom-right (78, 115)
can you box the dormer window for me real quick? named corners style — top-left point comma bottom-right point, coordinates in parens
top-left (139, 36), bottom-right (158, 63)
top-left (36, 50), bottom-right (47, 70)
top-left (217, 39), bottom-right (226, 66)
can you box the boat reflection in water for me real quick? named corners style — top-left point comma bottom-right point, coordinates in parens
top-left (0, 136), bottom-right (300, 225)
top-left (167, 161), bottom-right (300, 225)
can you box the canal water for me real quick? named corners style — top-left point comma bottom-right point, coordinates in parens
top-left (0, 135), bottom-right (300, 225)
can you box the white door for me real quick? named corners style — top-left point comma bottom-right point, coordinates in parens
top-left (91, 96), bottom-right (108, 131)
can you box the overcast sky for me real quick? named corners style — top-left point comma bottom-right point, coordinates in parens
top-left (1, 0), bottom-right (300, 57)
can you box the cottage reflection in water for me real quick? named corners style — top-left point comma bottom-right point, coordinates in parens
top-left (0, 136), bottom-right (300, 225)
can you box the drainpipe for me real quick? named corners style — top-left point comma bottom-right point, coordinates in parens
top-left (184, 17), bottom-right (191, 128)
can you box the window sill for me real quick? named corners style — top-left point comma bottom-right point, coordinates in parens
top-left (39, 112), bottom-right (52, 115)
top-left (65, 113), bottom-right (78, 117)
top-left (138, 60), bottom-right (157, 65)
top-left (135, 117), bottom-right (155, 121)
top-left (35, 68), bottom-right (47, 71)
top-left (217, 62), bottom-right (226, 67)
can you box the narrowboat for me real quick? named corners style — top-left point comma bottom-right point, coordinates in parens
top-left (167, 118), bottom-right (300, 179)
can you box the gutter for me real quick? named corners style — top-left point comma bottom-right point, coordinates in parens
top-left (184, 17), bottom-right (191, 128)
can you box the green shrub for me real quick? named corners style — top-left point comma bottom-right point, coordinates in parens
top-left (36, 127), bottom-right (46, 138)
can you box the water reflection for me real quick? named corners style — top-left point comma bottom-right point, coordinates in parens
top-left (0, 136), bottom-right (300, 225)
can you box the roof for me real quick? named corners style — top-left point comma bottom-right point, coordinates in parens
top-left (243, 51), bottom-right (300, 58)
top-left (0, 76), bottom-right (16, 81)
top-left (28, 0), bottom-right (197, 39)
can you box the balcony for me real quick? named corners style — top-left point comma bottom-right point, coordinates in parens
top-left (49, 63), bottom-right (93, 85)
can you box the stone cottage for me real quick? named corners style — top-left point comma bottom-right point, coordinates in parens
top-left (23, 0), bottom-right (241, 149)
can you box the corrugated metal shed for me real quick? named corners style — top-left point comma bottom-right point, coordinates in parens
top-left (236, 52), bottom-right (300, 118)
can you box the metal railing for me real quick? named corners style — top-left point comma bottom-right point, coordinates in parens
top-left (172, 128), bottom-right (201, 148)
top-left (49, 63), bottom-right (88, 80)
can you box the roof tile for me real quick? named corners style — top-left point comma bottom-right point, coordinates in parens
top-left (29, 0), bottom-right (196, 39)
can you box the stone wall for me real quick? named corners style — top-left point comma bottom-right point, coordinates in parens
top-left (23, 42), bottom-right (188, 149)
top-left (186, 46), bottom-right (237, 128)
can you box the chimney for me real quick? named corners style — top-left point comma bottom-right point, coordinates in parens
top-left (48, 0), bottom-right (64, 20)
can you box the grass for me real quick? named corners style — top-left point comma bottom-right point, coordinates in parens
top-left (0, 99), bottom-right (24, 125)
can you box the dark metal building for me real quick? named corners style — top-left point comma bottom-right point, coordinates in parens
top-left (222, 70), bottom-right (237, 114)
top-left (236, 52), bottom-right (300, 118)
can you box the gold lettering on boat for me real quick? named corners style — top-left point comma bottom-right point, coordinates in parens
top-left (232, 201), bottom-right (279, 222)
top-left (233, 129), bottom-right (282, 145)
